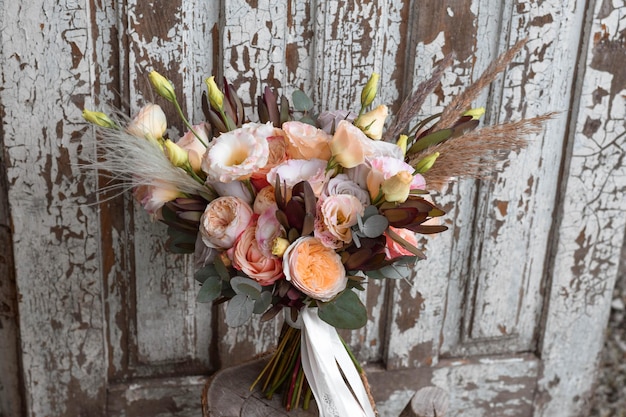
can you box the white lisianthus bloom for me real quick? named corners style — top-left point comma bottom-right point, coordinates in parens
top-left (202, 122), bottom-right (272, 182)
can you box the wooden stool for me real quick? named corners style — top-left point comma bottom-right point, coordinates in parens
top-left (202, 359), bottom-right (318, 416)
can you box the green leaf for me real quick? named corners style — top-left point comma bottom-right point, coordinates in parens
top-left (362, 215), bottom-right (389, 238)
top-left (230, 276), bottom-right (262, 299)
top-left (196, 276), bottom-right (222, 303)
top-left (253, 291), bottom-right (273, 314)
top-left (225, 294), bottom-right (256, 327)
top-left (317, 290), bottom-right (368, 329)
top-left (407, 128), bottom-right (453, 154)
top-left (292, 89), bottom-right (314, 112)
top-left (213, 255), bottom-right (231, 280)
top-left (194, 264), bottom-right (218, 283)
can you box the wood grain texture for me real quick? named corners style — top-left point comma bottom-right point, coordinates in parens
top-left (1, 0), bottom-right (108, 415)
top-left (534, 1), bottom-right (626, 415)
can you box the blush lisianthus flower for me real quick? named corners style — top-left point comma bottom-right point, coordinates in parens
top-left (282, 121), bottom-right (332, 160)
top-left (366, 156), bottom-right (426, 200)
top-left (133, 181), bottom-right (182, 214)
top-left (202, 122), bottom-right (272, 182)
top-left (255, 204), bottom-right (285, 257)
top-left (314, 194), bottom-right (364, 249)
top-left (177, 122), bottom-right (210, 173)
top-left (266, 158), bottom-right (328, 197)
top-left (232, 224), bottom-right (283, 285)
top-left (199, 196), bottom-right (253, 250)
top-left (126, 103), bottom-right (167, 140)
top-left (330, 120), bottom-right (403, 168)
top-left (283, 236), bottom-right (347, 302)
top-left (354, 105), bottom-right (389, 140)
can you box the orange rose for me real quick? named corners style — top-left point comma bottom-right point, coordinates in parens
top-left (282, 121), bottom-right (332, 160)
top-left (283, 237), bottom-right (347, 302)
top-left (232, 225), bottom-right (283, 285)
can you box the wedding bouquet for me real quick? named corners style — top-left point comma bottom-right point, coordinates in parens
top-left (83, 40), bottom-right (549, 416)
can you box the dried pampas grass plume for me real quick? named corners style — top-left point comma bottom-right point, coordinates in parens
top-left (413, 113), bottom-right (555, 190)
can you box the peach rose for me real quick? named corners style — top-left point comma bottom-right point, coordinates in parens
top-left (251, 134), bottom-right (287, 189)
top-left (253, 186), bottom-right (277, 214)
top-left (384, 226), bottom-right (418, 259)
top-left (202, 122), bottom-right (272, 182)
top-left (127, 103), bottom-right (167, 140)
top-left (314, 194), bottom-right (364, 249)
top-left (282, 121), bottom-right (332, 160)
top-left (200, 196), bottom-right (254, 249)
top-left (232, 225), bottom-right (283, 285)
top-left (283, 236), bottom-right (347, 302)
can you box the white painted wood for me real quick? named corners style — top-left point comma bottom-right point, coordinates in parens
top-left (534, 1), bottom-right (626, 415)
top-left (2, 0), bottom-right (623, 415)
top-left (1, 0), bottom-right (108, 415)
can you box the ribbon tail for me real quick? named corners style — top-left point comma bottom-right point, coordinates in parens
top-left (300, 308), bottom-right (376, 417)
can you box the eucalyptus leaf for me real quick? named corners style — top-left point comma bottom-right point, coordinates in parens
top-left (230, 276), bottom-right (262, 299)
top-left (292, 89), bottom-right (314, 112)
top-left (317, 290), bottom-right (368, 329)
top-left (362, 215), bottom-right (389, 238)
top-left (194, 264), bottom-right (218, 284)
top-left (253, 291), bottom-right (273, 314)
top-left (225, 293), bottom-right (255, 327)
top-left (213, 255), bottom-right (231, 280)
top-left (196, 276), bottom-right (222, 303)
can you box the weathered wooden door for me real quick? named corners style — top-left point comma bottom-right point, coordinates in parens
top-left (1, 0), bottom-right (624, 417)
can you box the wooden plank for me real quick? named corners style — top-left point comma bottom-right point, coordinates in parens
top-left (0, 154), bottom-right (23, 416)
top-left (534, 0), bottom-right (626, 415)
top-left (1, 0), bottom-right (108, 415)
top-left (458, 0), bottom-right (587, 355)
top-left (108, 376), bottom-right (208, 417)
top-left (120, 0), bottom-right (217, 374)
top-left (384, 0), bottom-right (499, 369)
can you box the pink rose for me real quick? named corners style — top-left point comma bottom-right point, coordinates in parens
top-left (255, 205), bottom-right (285, 257)
top-left (314, 194), bottom-right (364, 249)
top-left (232, 225), bottom-right (283, 285)
top-left (202, 122), bottom-right (272, 182)
top-left (283, 236), bottom-right (347, 302)
top-left (266, 159), bottom-right (328, 197)
top-left (199, 196), bottom-right (254, 249)
top-left (282, 121), bottom-right (332, 160)
top-left (253, 186), bottom-right (277, 214)
top-left (384, 226), bottom-right (418, 259)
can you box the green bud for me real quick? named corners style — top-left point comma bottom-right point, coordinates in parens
top-left (163, 139), bottom-right (189, 168)
top-left (413, 152), bottom-right (440, 173)
top-left (396, 134), bottom-right (408, 156)
top-left (204, 76), bottom-right (224, 110)
top-left (148, 70), bottom-right (177, 103)
top-left (82, 109), bottom-right (117, 129)
top-left (361, 73), bottom-right (380, 108)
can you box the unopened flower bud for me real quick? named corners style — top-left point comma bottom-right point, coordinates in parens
top-left (164, 139), bottom-right (189, 167)
top-left (271, 237), bottom-right (290, 257)
top-left (464, 107), bottom-right (485, 120)
top-left (413, 152), bottom-right (440, 173)
top-left (361, 73), bottom-right (380, 108)
top-left (396, 134), bottom-right (408, 155)
top-left (381, 171), bottom-right (413, 203)
top-left (149, 70), bottom-right (177, 103)
top-left (205, 76), bottom-right (224, 110)
top-left (82, 109), bottom-right (117, 129)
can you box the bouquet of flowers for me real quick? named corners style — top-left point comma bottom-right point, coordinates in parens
top-left (83, 39), bottom-right (549, 416)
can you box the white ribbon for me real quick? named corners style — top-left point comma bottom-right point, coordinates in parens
top-left (300, 308), bottom-right (376, 417)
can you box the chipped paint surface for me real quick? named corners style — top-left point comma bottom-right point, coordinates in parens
top-left (1, 0), bottom-right (624, 415)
